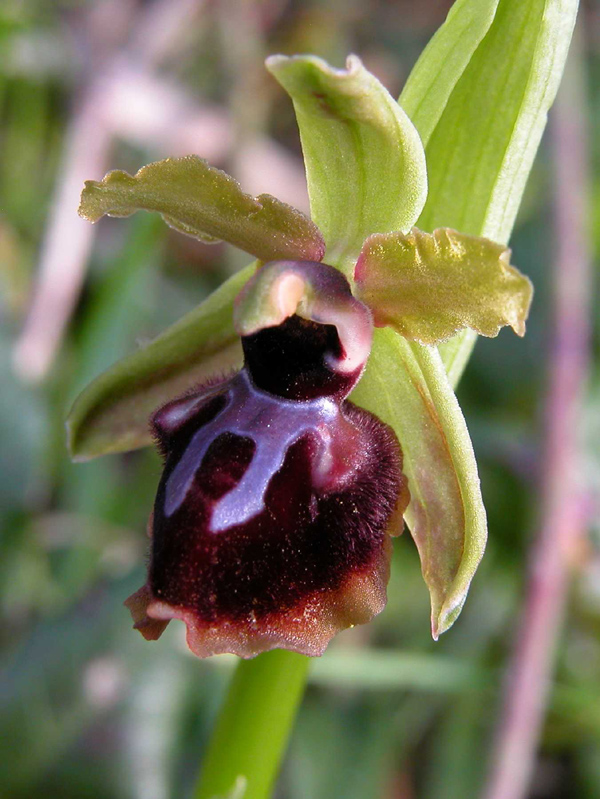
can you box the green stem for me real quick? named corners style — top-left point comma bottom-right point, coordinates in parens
top-left (194, 650), bottom-right (310, 799)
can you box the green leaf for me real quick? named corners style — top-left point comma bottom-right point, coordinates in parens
top-left (266, 54), bottom-right (427, 276)
top-left (79, 156), bottom-right (325, 264)
top-left (355, 228), bottom-right (533, 344)
top-left (67, 263), bottom-right (255, 461)
top-left (399, 0), bottom-right (500, 149)
top-left (402, 0), bottom-right (578, 383)
top-left (410, 0), bottom-right (577, 243)
top-left (351, 328), bottom-right (487, 638)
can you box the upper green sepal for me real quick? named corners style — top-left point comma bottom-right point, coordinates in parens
top-left (79, 155), bottom-right (325, 264)
top-left (266, 54), bottom-right (427, 276)
top-left (355, 227), bottom-right (533, 344)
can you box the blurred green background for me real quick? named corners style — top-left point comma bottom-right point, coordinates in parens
top-left (1, 1), bottom-right (599, 797)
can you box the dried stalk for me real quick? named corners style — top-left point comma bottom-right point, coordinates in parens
top-left (482, 28), bottom-right (591, 799)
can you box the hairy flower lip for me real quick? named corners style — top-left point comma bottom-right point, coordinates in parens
top-left (128, 397), bottom-right (407, 658)
top-left (126, 271), bottom-right (409, 657)
top-left (126, 537), bottom-right (393, 659)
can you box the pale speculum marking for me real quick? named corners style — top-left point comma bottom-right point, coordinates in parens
top-left (164, 369), bottom-right (338, 532)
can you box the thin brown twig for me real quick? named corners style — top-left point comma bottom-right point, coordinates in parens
top-left (482, 27), bottom-right (592, 799)
top-left (12, 80), bottom-right (114, 383)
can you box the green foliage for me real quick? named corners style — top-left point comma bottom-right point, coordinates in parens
top-left (399, 0), bottom-right (501, 148)
top-left (402, 0), bottom-right (578, 384)
top-left (412, 0), bottom-right (577, 243)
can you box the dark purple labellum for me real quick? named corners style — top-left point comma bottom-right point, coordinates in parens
top-left (126, 263), bottom-right (408, 658)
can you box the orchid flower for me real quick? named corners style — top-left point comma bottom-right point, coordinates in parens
top-left (68, 55), bottom-right (532, 658)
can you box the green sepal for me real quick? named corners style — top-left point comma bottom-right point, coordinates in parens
top-left (351, 328), bottom-right (487, 638)
top-left (266, 54), bottom-right (427, 276)
top-left (66, 263), bottom-right (256, 461)
top-left (79, 156), bottom-right (325, 264)
top-left (355, 228), bottom-right (533, 344)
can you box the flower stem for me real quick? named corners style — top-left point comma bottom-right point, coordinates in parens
top-left (194, 650), bottom-right (310, 799)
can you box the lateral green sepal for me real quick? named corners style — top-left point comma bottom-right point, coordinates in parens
top-left (67, 263), bottom-right (256, 460)
top-left (351, 328), bottom-right (487, 637)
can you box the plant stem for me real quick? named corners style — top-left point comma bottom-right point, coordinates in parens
top-left (194, 650), bottom-right (310, 799)
top-left (482, 26), bottom-right (591, 799)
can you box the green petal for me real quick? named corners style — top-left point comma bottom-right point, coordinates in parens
top-left (79, 156), bottom-right (325, 264)
top-left (351, 329), bottom-right (487, 638)
top-left (266, 54), bottom-right (427, 277)
top-left (355, 228), bottom-right (533, 344)
top-left (66, 264), bottom-right (256, 461)
top-left (401, 0), bottom-right (578, 382)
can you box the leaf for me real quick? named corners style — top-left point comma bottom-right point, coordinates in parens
top-left (355, 228), bottom-right (533, 344)
top-left (402, 0), bottom-right (578, 382)
top-left (266, 54), bottom-right (427, 276)
top-left (399, 0), bottom-right (500, 149)
top-left (411, 0), bottom-right (577, 243)
top-left (350, 328), bottom-right (487, 638)
top-left (67, 264), bottom-right (256, 461)
top-left (79, 156), bottom-right (325, 264)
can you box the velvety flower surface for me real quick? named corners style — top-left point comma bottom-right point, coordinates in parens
top-left (126, 261), bottom-right (409, 658)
